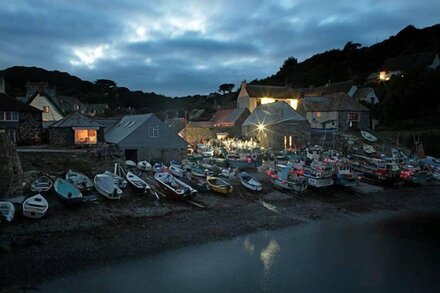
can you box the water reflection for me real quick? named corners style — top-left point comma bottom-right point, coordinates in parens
top-left (243, 237), bottom-right (255, 254)
top-left (260, 239), bottom-right (280, 272)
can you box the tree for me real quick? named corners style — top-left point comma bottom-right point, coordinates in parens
top-left (218, 83), bottom-right (234, 94)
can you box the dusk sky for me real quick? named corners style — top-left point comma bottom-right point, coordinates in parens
top-left (1, 0), bottom-right (439, 97)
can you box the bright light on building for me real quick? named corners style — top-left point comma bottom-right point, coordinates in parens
top-left (257, 123), bottom-right (265, 131)
top-left (260, 97), bottom-right (275, 104)
top-left (289, 99), bottom-right (298, 110)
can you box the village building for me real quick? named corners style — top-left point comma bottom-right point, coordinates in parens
top-left (18, 90), bottom-right (64, 125)
top-left (166, 117), bottom-right (186, 138)
top-left (105, 114), bottom-right (188, 162)
top-left (86, 103), bottom-right (109, 116)
top-left (367, 52), bottom-right (440, 82)
top-left (48, 111), bottom-right (105, 146)
top-left (54, 95), bottom-right (85, 114)
top-left (242, 101), bottom-right (310, 150)
top-left (237, 81), bottom-right (301, 112)
top-left (0, 93), bottom-right (42, 144)
top-left (352, 87), bottom-right (379, 104)
top-left (297, 92), bottom-right (370, 131)
top-left (303, 80), bottom-right (358, 98)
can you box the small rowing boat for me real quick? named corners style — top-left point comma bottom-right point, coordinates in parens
top-left (30, 176), bottom-right (53, 193)
top-left (65, 170), bottom-right (94, 192)
top-left (94, 173), bottom-right (122, 199)
top-left (137, 160), bottom-right (152, 172)
top-left (238, 172), bottom-right (262, 191)
top-left (126, 171), bottom-right (150, 193)
top-left (53, 178), bottom-right (83, 204)
top-left (206, 176), bottom-right (233, 194)
top-left (0, 201), bottom-right (15, 222)
top-left (361, 130), bottom-right (378, 142)
top-left (154, 172), bottom-right (197, 201)
top-left (22, 194), bottom-right (49, 219)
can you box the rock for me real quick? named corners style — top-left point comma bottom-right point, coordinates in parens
top-left (0, 132), bottom-right (23, 197)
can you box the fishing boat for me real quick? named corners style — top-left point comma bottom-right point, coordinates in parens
top-left (303, 160), bottom-right (334, 188)
top-left (94, 173), bottom-right (122, 199)
top-left (22, 194), bottom-right (48, 219)
top-left (191, 164), bottom-right (214, 177)
top-left (363, 144), bottom-right (376, 155)
top-left (30, 176), bottom-right (53, 193)
top-left (152, 162), bottom-right (168, 173)
top-left (334, 161), bottom-right (358, 187)
top-left (169, 164), bottom-right (185, 177)
top-left (154, 172), bottom-right (197, 200)
top-left (305, 145), bottom-right (323, 162)
top-left (399, 164), bottom-right (430, 185)
top-left (267, 164), bottom-right (308, 193)
top-left (239, 172), bottom-right (262, 191)
top-left (65, 170), bottom-right (94, 192)
top-left (126, 171), bottom-right (150, 193)
top-left (0, 201), bottom-right (15, 222)
top-left (180, 174), bottom-right (210, 192)
top-left (53, 178), bottom-right (83, 204)
top-left (420, 156), bottom-right (440, 180)
top-left (206, 176), bottom-right (233, 194)
top-left (137, 160), bottom-right (152, 172)
top-left (226, 153), bottom-right (262, 169)
top-left (349, 155), bottom-right (399, 184)
top-left (361, 130), bottom-right (378, 142)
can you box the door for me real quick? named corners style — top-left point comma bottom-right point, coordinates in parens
top-left (125, 149), bottom-right (138, 161)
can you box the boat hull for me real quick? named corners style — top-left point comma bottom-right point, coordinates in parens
top-left (22, 194), bottom-right (48, 219)
top-left (206, 177), bottom-right (233, 194)
top-left (305, 176), bottom-right (334, 188)
top-left (54, 178), bottom-right (83, 204)
top-left (155, 173), bottom-right (197, 201)
top-left (272, 178), bottom-right (308, 192)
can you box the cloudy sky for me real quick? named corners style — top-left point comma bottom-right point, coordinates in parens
top-left (0, 0), bottom-right (439, 97)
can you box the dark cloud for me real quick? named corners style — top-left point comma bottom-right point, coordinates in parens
top-left (0, 0), bottom-right (439, 96)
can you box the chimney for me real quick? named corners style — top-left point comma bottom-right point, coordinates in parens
top-left (0, 75), bottom-right (5, 94)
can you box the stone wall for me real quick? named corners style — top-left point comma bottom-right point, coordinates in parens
top-left (135, 147), bottom-right (187, 162)
top-left (338, 111), bottom-right (370, 132)
top-left (185, 125), bottom-right (216, 144)
top-left (18, 111), bottom-right (42, 145)
top-left (49, 128), bottom-right (71, 146)
top-left (243, 120), bottom-right (311, 150)
top-left (0, 132), bottom-right (23, 197)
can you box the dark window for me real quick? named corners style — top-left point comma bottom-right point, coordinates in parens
top-left (348, 113), bottom-right (359, 121)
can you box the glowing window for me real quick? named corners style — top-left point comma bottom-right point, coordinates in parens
top-left (260, 97), bottom-right (275, 104)
top-left (289, 99), bottom-right (298, 110)
top-left (74, 129), bottom-right (97, 144)
top-left (43, 106), bottom-right (49, 113)
top-left (316, 112), bottom-right (321, 118)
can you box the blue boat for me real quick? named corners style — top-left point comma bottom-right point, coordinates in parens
top-left (54, 178), bottom-right (83, 204)
top-left (226, 154), bottom-right (262, 169)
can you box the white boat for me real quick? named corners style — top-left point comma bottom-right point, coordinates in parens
top-left (137, 160), bottom-right (152, 172)
top-left (125, 160), bottom-right (137, 168)
top-left (94, 173), bottom-right (122, 199)
top-left (303, 160), bottom-right (334, 188)
top-left (153, 162), bottom-right (168, 173)
top-left (103, 171), bottom-right (127, 189)
top-left (361, 130), bottom-right (378, 142)
top-left (363, 144), bottom-right (376, 155)
top-left (239, 172), bottom-right (263, 191)
top-left (220, 167), bottom-right (237, 178)
top-left (169, 164), bottom-right (185, 177)
top-left (126, 171), bottom-right (151, 193)
top-left (65, 170), bottom-right (94, 191)
top-left (155, 172), bottom-right (197, 201)
top-left (30, 176), bottom-right (53, 193)
top-left (0, 201), bottom-right (15, 222)
top-left (22, 194), bottom-right (48, 219)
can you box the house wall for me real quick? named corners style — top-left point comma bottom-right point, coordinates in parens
top-left (242, 120), bottom-right (311, 150)
top-left (18, 111), bottom-right (42, 145)
top-left (185, 125), bottom-right (216, 144)
top-left (306, 111), bottom-right (338, 129)
top-left (30, 94), bottom-right (63, 121)
top-left (136, 147), bottom-right (187, 162)
top-left (337, 111), bottom-right (370, 132)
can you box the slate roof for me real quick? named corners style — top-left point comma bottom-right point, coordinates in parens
top-left (105, 114), bottom-right (188, 149)
top-left (187, 121), bottom-right (213, 128)
top-left (242, 101), bottom-right (306, 127)
top-left (353, 87), bottom-right (375, 101)
top-left (297, 92), bottom-right (369, 115)
top-left (384, 53), bottom-right (438, 71)
top-left (27, 90), bottom-right (64, 115)
top-left (166, 117), bottom-right (186, 133)
top-left (0, 93), bottom-right (41, 112)
top-left (93, 118), bottom-right (119, 133)
top-left (303, 80), bottom-right (355, 97)
top-left (49, 111), bottom-right (104, 128)
top-left (245, 84), bottom-right (301, 99)
top-left (211, 107), bottom-right (249, 126)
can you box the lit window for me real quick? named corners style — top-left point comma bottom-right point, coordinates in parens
top-left (43, 106), bottom-right (49, 113)
top-left (149, 126), bottom-right (159, 138)
top-left (348, 113), bottom-right (359, 121)
top-left (260, 97), bottom-right (275, 104)
top-left (289, 99), bottom-right (298, 110)
top-left (75, 129), bottom-right (97, 144)
top-left (316, 112), bottom-right (321, 118)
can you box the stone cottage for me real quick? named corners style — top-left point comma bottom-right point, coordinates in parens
top-left (242, 101), bottom-right (311, 150)
top-left (48, 111), bottom-right (105, 146)
top-left (0, 93), bottom-right (42, 144)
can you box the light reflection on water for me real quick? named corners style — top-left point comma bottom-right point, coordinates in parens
top-left (39, 211), bottom-right (440, 293)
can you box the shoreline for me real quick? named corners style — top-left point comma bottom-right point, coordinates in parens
top-left (1, 179), bottom-right (440, 291)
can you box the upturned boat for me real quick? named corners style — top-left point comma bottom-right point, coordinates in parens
top-left (137, 160), bottom-right (152, 172)
top-left (239, 172), bottom-right (262, 191)
top-left (206, 176), bottom-right (233, 194)
top-left (65, 170), bottom-right (94, 191)
top-left (154, 172), bottom-right (197, 201)
top-left (0, 201), bottom-right (15, 222)
top-left (53, 178), bottom-right (83, 204)
top-left (126, 171), bottom-right (151, 193)
top-left (30, 176), bottom-right (53, 193)
top-left (303, 160), bottom-right (334, 188)
top-left (94, 173), bottom-right (123, 199)
top-left (22, 194), bottom-right (49, 219)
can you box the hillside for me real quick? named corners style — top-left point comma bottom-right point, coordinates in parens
top-left (257, 24), bottom-right (440, 87)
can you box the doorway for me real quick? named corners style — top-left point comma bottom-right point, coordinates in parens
top-left (125, 149), bottom-right (138, 161)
